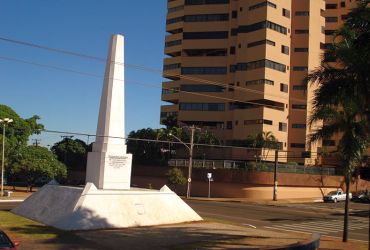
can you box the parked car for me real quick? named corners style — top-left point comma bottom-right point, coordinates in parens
top-left (0, 230), bottom-right (19, 250)
top-left (323, 190), bottom-right (352, 203)
top-left (351, 191), bottom-right (370, 203)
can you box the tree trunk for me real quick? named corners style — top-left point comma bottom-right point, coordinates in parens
top-left (343, 174), bottom-right (351, 242)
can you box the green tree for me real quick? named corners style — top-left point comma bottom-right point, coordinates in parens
top-left (51, 138), bottom-right (88, 171)
top-left (10, 145), bottom-right (67, 192)
top-left (255, 131), bottom-right (279, 161)
top-left (166, 167), bottom-right (186, 192)
top-left (307, 0), bottom-right (370, 242)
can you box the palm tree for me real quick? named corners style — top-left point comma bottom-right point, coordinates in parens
top-left (255, 131), bottom-right (279, 161)
top-left (307, 0), bottom-right (369, 242)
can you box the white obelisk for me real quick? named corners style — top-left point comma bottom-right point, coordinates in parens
top-left (86, 34), bottom-right (132, 189)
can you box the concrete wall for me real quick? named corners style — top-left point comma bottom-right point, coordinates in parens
top-left (132, 165), bottom-right (370, 200)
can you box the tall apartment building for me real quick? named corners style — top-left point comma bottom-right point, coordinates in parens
top-left (160, 0), bottom-right (334, 164)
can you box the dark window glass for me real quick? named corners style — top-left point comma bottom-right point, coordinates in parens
top-left (249, 1), bottom-right (277, 10)
top-left (293, 66), bottom-right (308, 72)
top-left (292, 124), bottom-right (306, 128)
top-left (247, 39), bottom-right (275, 48)
top-left (185, 0), bottom-right (229, 5)
top-left (295, 11), bottom-right (309, 16)
top-left (281, 45), bottom-right (289, 55)
top-left (325, 3), bottom-right (337, 9)
top-left (168, 5), bottom-right (184, 13)
top-left (230, 46), bottom-right (236, 54)
top-left (290, 143), bottom-right (305, 148)
top-left (294, 47), bottom-right (308, 52)
top-left (181, 67), bottom-right (227, 75)
top-left (279, 122), bottom-right (287, 132)
top-left (165, 40), bottom-right (182, 47)
top-left (227, 121), bottom-right (232, 129)
top-left (235, 20), bottom-right (287, 35)
top-left (183, 48), bottom-right (227, 56)
top-left (184, 13), bottom-right (229, 22)
top-left (245, 79), bottom-right (274, 86)
top-left (236, 59), bottom-right (286, 72)
top-left (244, 119), bottom-right (272, 125)
top-left (280, 83), bottom-right (288, 93)
top-left (166, 16), bottom-right (184, 24)
top-left (179, 102), bottom-right (225, 111)
top-left (282, 8), bottom-right (290, 18)
top-left (232, 10), bottom-right (237, 18)
top-left (292, 85), bottom-right (306, 91)
top-left (325, 30), bottom-right (335, 35)
top-left (295, 29), bottom-right (309, 34)
top-left (163, 63), bottom-right (181, 70)
top-left (326, 16), bottom-right (338, 23)
top-left (292, 104), bottom-right (307, 109)
top-left (183, 31), bottom-right (228, 39)
top-left (180, 84), bottom-right (225, 92)
top-left (340, 2), bottom-right (345, 7)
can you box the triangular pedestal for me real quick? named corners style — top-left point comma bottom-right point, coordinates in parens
top-left (12, 182), bottom-right (202, 230)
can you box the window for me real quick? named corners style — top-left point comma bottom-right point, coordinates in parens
top-left (249, 1), bottom-right (277, 10)
top-left (326, 17), bottom-right (338, 23)
top-left (323, 140), bottom-right (336, 146)
top-left (325, 30), bottom-right (335, 35)
top-left (163, 63), bottom-right (181, 70)
top-left (290, 143), bottom-right (305, 148)
top-left (294, 48), bottom-right (308, 52)
top-left (166, 16), bottom-right (183, 24)
top-left (180, 84), bottom-right (225, 92)
top-left (236, 59), bottom-right (286, 72)
top-left (247, 39), bottom-right (275, 48)
top-left (341, 15), bottom-right (348, 20)
top-left (185, 0), bottom-right (229, 5)
top-left (293, 85), bottom-right (306, 91)
top-left (228, 83), bottom-right (234, 91)
top-left (295, 11), bottom-right (309, 16)
top-left (280, 83), bottom-right (288, 93)
top-left (230, 46), bottom-right (236, 55)
top-left (282, 8), bottom-right (290, 18)
top-left (234, 20), bottom-right (287, 35)
top-left (292, 104), bottom-right (307, 109)
top-left (325, 3), bottom-right (337, 9)
top-left (279, 122), bottom-right (287, 132)
top-left (184, 14), bottom-right (229, 22)
top-left (183, 48), bottom-right (227, 56)
top-left (162, 88), bottom-right (179, 94)
top-left (295, 29), bottom-right (309, 34)
top-left (244, 119), bottom-right (273, 125)
top-left (281, 45), bottom-right (289, 55)
top-left (165, 40), bottom-right (182, 47)
top-left (183, 31), bottom-right (228, 39)
top-left (246, 79), bottom-right (274, 86)
top-left (229, 65), bottom-right (236, 73)
top-left (179, 103), bottom-right (225, 111)
top-left (292, 124), bottom-right (306, 129)
top-left (293, 66), bottom-right (308, 72)
top-left (181, 67), bottom-right (227, 75)
top-left (232, 10), bottom-right (237, 18)
top-left (227, 121), bottom-right (232, 129)
top-left (168, 5), bottom-right (184, 13)
top-left (340, 2), bottom-right (345, 7)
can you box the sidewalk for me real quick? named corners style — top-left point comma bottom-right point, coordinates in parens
top-left (187, 196), bottom-right (323, 205)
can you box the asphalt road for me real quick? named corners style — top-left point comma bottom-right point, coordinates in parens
top-left (1, 200), bottom-right (369, 241)
top-left (185, 199), bottom-right (370, 242)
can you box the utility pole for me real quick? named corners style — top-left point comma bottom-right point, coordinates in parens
top-left (61, 135), bottom-right (74, 165)
top-left (32, 139), bottom-right (41, 146)
top-left (273, 149), bottom-right (278, 201)
top-left (186, 125), bottom-right (197, 199)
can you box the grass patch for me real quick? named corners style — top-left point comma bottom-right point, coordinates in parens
top-left (0, 211), bottom-right (74, 240)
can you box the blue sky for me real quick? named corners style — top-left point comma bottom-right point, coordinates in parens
top-left (0, 1), bottom-right (167, 146)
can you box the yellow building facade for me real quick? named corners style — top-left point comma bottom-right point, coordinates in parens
top-left (161, 0), bottom-right (355, 164)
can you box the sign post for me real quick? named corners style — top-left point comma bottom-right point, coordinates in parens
top-left (207, 173), bottom-right (213, 198)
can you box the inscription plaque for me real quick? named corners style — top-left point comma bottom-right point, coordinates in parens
top-left (108, 155), bottom-right (128, 169)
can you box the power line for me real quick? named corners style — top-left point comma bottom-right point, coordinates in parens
top-left (0, 55), bottom-right (291, 110)
top-left (0, 36), bottom-right (308, 103)
top-left (39, 128), bottom-right (319, 155)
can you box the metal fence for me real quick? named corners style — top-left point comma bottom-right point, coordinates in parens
top-left (168, 159), bottom-right (338, 176)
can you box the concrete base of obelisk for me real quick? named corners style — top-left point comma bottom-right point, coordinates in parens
top-left (12, 182), bottom-right (202, 231)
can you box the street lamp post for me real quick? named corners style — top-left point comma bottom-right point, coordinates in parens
top-left (0, 118), bottom-right (13, 197)
top-left (169, 125), bottom-right (198, 199)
